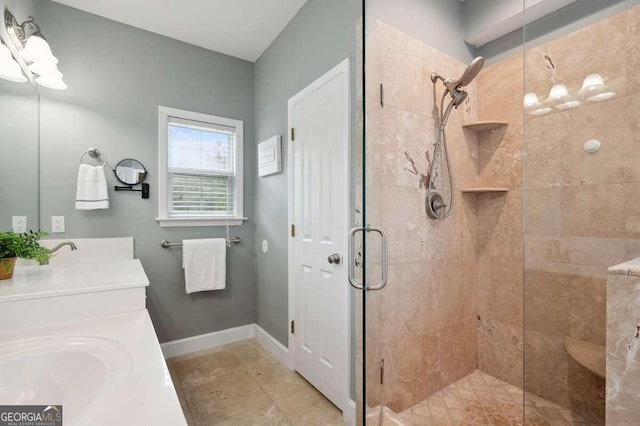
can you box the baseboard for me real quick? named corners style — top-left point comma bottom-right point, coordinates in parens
top-left (253, 323), bottom-right (291, 368)
top-left (344, 399), bottom-right (356, 425)
top-left (161, 324), bottom-right (255, 358)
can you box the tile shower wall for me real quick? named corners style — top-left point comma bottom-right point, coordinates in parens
top-left (364, 20), bottom-right (479, 413)
top-left (476, 5), bottom-right (640, 424)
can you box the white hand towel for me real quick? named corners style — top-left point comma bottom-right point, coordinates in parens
top-left (75, 164), bottom-right (109, 210)
top-left (183, 238), bottom-right (226, 294)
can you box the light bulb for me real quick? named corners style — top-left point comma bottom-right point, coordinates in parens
top-left (529, 107), bottom-right (551, 116)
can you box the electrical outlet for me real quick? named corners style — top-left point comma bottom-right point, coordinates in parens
top-left (51, 216), bottom-right (65, 233)
top-left (12, 216), bottom-right (27, 233)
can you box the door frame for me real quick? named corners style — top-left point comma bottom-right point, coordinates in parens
top-left (287, 57), bottom-right (351, 414)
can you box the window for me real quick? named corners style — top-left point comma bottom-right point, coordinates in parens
top-left (157, 107), bottom-right (244, 227)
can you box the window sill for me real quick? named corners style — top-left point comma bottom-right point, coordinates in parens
top-left (156, 217), bottom-right (247, 228)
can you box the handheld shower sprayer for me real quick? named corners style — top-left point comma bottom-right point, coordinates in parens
top-left (426, 56), bottom-right (484, 220)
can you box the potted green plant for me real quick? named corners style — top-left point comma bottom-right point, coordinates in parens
top-left (0, 231), bottom-right (52, 280)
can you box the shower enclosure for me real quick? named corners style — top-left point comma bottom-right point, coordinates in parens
top-left (355, 0), bottom-right (640, 424)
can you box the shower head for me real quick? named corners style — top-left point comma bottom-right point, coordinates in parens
top-left (452, 90), bottom-right (467, 107)
top-left (431, 56), bottom-right (485, 94)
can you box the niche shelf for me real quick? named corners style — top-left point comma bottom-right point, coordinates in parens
top-left (462, 121), bottom-right (509, 132)
top-left (461, 187), bottom-right (509, 194)
top-left (563, 337), bottom-right (605, 378)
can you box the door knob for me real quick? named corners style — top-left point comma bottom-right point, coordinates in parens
top-left (328, 253), bottom-right (342, 264)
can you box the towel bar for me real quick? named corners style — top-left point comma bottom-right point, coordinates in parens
top-left (161, 237), bottom-right (241, 249)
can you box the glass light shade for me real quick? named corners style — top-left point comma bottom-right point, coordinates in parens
top-left (0, 62), bottom-right (27, 83)
top-left (22, 35), bottom-right (58, 64)
top-left (578, 73), bottom-right (607, 97)
top-left (523, 92), bottom-right (542, 110)
top-left (556, 100), bottom-right (581, 110)
top-left (529, 107), bottom-right (551, 116)
top-left (0, 43), bottom-right (27, 82)
top-left (0, 43), bottom-right (12, 62)
top-left (545, 84), bottom-right (570, 104)
top-left (28, 61), bottom-right (61, 76)
top-left (587, 92), bottom-right (616, 102)
top-left (36, 72), bottom-right (67, 90)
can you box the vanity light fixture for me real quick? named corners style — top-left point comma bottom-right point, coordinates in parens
top-left (0, 40), bottom-right (26, 82)
top-left (4, 9), bottom-right (67, 90)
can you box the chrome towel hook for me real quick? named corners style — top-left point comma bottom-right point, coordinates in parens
top-left (80, 148), bottom-right (107, 166)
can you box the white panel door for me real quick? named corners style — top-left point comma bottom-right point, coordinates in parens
top-left (288, 59), bottom-right (349, 411)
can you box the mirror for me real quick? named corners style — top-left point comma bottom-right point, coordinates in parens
top-left (114, 159), bottom-right (147, 186)
top-left (0, 36), bottom-right (39, 232)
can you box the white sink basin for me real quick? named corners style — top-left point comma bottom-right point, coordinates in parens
top-left (0, 336), bottom-right (131, 420)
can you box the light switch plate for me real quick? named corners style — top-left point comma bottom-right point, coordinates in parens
top-left (12, 216), bottom-right (27, 233)
top-left (52, 216), bottom-right (65, 233)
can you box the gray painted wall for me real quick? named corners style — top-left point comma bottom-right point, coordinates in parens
top-left (0, 0), bottom-right (39, 230)
top-left (253, 0), bottom-right (358, 345)
top-left (36, 1), bottom-right (256, 342)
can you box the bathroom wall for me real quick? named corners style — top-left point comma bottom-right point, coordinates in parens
top-left (363, 20), bottom-right (479, 413)
top-left (253, 0), bottom-right (358, 345)
top-left (366, 0), bottom-right (473, 63)
top-left (0, 0), bottom-right (40, 229)
top-left (34, 1), bottom-right (257, 343)
top-left (476, 5), bottom-right (640, 423)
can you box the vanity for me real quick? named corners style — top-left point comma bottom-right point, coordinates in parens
top-left (0, 240), bottom-right (186, 425)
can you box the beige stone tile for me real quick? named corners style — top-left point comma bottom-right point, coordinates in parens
top-left (523, 330), bottom-right (569, 409)
top-left (477, 318), bottom-right (524, 388)
top-left (560, 184), bottom-right (625, 238)
top-left (625, 182), bottom-right (640, 238)
top-left (275, 386), bottom-right (345, 425)
top-left (170, 348), bottom-right (244, 389)
top-left (569, 276), bottom-right (606, 345)
top-left (253, 362), bottom-right (315, 402)
top-left (524, 269), bottom-right (571, 338)
top-left (477, 255), bottom-right (524, 327)
top-left (216, 404), bottom-right (291, 426)
top-left (570, 97), bottom-right (629, 186)
top-left (626, 6), bottom-right (640, 95)
top-left (524, 112), bottom-right (572, 189)
top-left (524, 187), bottom-right (563, 236)
top-left (183, 368), bottom-right (273, 424)
top-left (524, 235), bottom-right (626, 268)
top-left (437, 318), bottom-right (477, 387)
top-left (477, 190), bottom-right (524, 258)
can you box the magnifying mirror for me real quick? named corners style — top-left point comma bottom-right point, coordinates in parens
top-left (114, 159), bottom-right (147, 186)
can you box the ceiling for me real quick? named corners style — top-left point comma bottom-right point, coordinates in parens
top-left (51, 0), bottom-right (309, 62)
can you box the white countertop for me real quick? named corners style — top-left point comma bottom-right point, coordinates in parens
top-left (0, 310), bottom-right (186, 426)
top-left (0, 260), bottom-right (149, 303)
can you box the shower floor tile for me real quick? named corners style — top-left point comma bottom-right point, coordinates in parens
top-left (391, 370), bottom-right (597, 426)
top-left (166, 339), bottom-right (345, 425)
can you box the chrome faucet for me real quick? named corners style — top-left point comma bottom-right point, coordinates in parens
top-left (40, 241), bottom-right (78, 265)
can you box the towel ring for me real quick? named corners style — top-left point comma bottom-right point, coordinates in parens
top-left (80, 148), bottom-right (107, 166)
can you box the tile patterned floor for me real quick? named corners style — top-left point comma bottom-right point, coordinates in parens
top-left (166, 338), bottom-right (346, 425)
top-left (387, 370), bottom-right (598, 426)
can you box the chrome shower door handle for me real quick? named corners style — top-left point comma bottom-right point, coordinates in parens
top-left (348, 226), bottom-right (365, 290)
top-left (348, 225), bottom-right (389, 291)
top-left (366, 226), bottom-right (388, 291)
